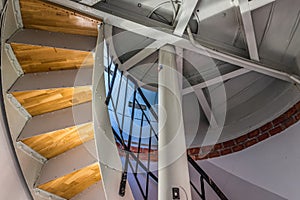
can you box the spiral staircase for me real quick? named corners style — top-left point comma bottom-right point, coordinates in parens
top-left (2, 0), bottom-right (300, 199)
top-left (1, 0), bottom-right (105, 199)
top-left (0, 0), bottom-right (230, 199)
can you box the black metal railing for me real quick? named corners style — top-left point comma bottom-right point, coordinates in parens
top-left (104, 60), bottom-right (158, 199)
top-left (188, 155), bottom-right (228, 200)
top-left (104, 55), bottom-right (228, 200)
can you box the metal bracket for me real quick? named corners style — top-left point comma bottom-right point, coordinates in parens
top-left (79, 0), bottom-right (102, 6)
top-left (6, 93), bottom-right (31, 120)
top-left (12, 0), bottom-right (23, 28)
top-left (5, 43), bottom-right (24, 77)
top-left (16, 141), bottom-right (47, 164)
top-left (33, 188), bottom-right (66, 200)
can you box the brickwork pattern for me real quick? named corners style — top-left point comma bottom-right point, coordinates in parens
top-left (116, 101), bottom-right (300, 161)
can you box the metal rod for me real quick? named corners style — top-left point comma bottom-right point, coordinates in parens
top-left (128, 89), bottom-right (137, 150)
top-left (115, 71), bottom-right (123, 107)
top-left (190, 181), bottom-right (202, 199)
top-left (112, 129), bottom-right (158, 182)
top-left (136, 87), bottom-right (158, 121)
top-left (45, 0), bottom-right (300, 85)
top-left (128, 158), bottom-right (146, 199)
top-left (118, 171), bottom-right (127, 197)
top-left (135, 99), bottom-right (158, 140)
top-left (145, 128), bottom-right (152, 199)
top-left (121, 88), bottom-right (137, 196)
top-left (186, 25), bottom-right (300, 84)
top-left (110, 95), bottom-right (125, 144)
top-left (107, 43), bottom-right (111, 88)
top-left (121, 78), bottom-right (129, 139)
top-left (135, 114), bottom-right (144, 173)
top-left (105, 63), bottom-right (119, 105)
top-left (200, 176), bottom-right (206, 200)
top-left (188, 155), bottom-right (228, 200)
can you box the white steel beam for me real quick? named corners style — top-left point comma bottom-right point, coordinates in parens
top-left (238, 0), bottom-right (260, 61)
top-left (93, 24), bottom-right (134, 200)
top-left (195, 1), bottom-right (235, 22)
top-left (46, 0), bottom-right (300, 85)
top-left (175, 47), bottom-right (184, 92)
top-left (195, 89), bottom-right (218, 128)
top-left (122, 40), bottom-right (166, 71)
top-left (193, 0), bottom-right (273, 23)
top-left (158, 45), bottom-right (192, 200)
top-left (9, 68), bottom-right (93, 92)
top-left (249, 0), bottom-right (275, 11)
top-left (182, 68), bottom-right (251, 95)
top-left (173, 0), bottom-right (199, 36)
top-left (79, 0), bottom-right (102, 6)
top-left (18, 102), bottom-right (92, 140)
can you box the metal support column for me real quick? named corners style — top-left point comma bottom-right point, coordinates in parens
top-left (158, 45), bottom-right (192, 200)
top-left (92, 23), bottom-right (134, 200)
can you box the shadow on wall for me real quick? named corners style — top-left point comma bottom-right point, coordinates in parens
top-left (0, 108), bottom-right (31, 199)
top-left (200, 122), bottom-right (300, 200)
top-left (191, 161), bottom-right (286, 200)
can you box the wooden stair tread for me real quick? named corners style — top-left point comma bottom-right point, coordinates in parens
top-left (22, 123), bottom-right (94, 159)
top-left (12, 86), bottom-right (92, 116)
top-left (38, 163), bottom-right (101, 199)
top-left (19, 0), bottom-right (101, 36)
top-left (11, 43), bottom-right (94, 73)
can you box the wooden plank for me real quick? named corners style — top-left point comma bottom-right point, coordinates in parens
top-left (19, 0), bottom-right (101, 36)
top-left (22, 123), bottom-right (94, 159)
top-left (38, 163), bottom-right (101, 199)
top-left (11, 43), bottom-right (94, 73)
top-left (12, 86), bottom-right (92, 116)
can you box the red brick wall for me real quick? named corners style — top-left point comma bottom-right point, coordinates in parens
top-left (188, 100), bottom-right (300, 160)
top-left (117, 101), bottom-right (300, 161)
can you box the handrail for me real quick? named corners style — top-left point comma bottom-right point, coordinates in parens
top-left (188, 155), bottom-right (229, 200)
top-left (106, 61), bottom-right (158, 199)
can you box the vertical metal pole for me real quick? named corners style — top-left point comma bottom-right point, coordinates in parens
top-left (135, 114), bottom-right (144, 173)
top-left (120, 88), bottom-right (136, 197)
top-left (145, 128), bottom-right (152, 199)
top-left (121, 79), bottom-right (129, 139)
top-left (106, 44), bottom-right (113, 89)
top-left (92, 23), bottom-right (134, 200)
top-left (105, 63), bottom-right (118, 105)
top-left (200, 176), bottom-right (206, 200)
top-left (115, 71), bottom-right (123, 108)
top-left (158, 45), bottom-right (192, 200)
top-left (128, 89), bottom-right (137, 150)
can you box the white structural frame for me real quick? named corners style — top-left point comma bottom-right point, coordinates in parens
top-left (173, 0), bottom-right (199, 36)
top-left (194, 0), bottom-right (275, 22)
top-left (238, 0), bottom-right (260, 61)
top-left (92, 24), bottom-right (134, 200)
top-left (248, 0), bottom-right (276, 11)
top-left (46, 0), bottom-right (300, 85)
top-left (182, 68), bottom-right (251, 95)
top-left (158, 45), bottom-right (192, 200)
top-left (122, 40), bottom-right (166, 71)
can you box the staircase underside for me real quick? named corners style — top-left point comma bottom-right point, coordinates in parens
top-left (2, 0), bottom-right (105, 199)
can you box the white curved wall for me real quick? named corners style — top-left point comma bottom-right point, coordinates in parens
top-left (0, 106), bottom-right (31, 199)
top-left (202, 121), bottom-right (300, 200)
